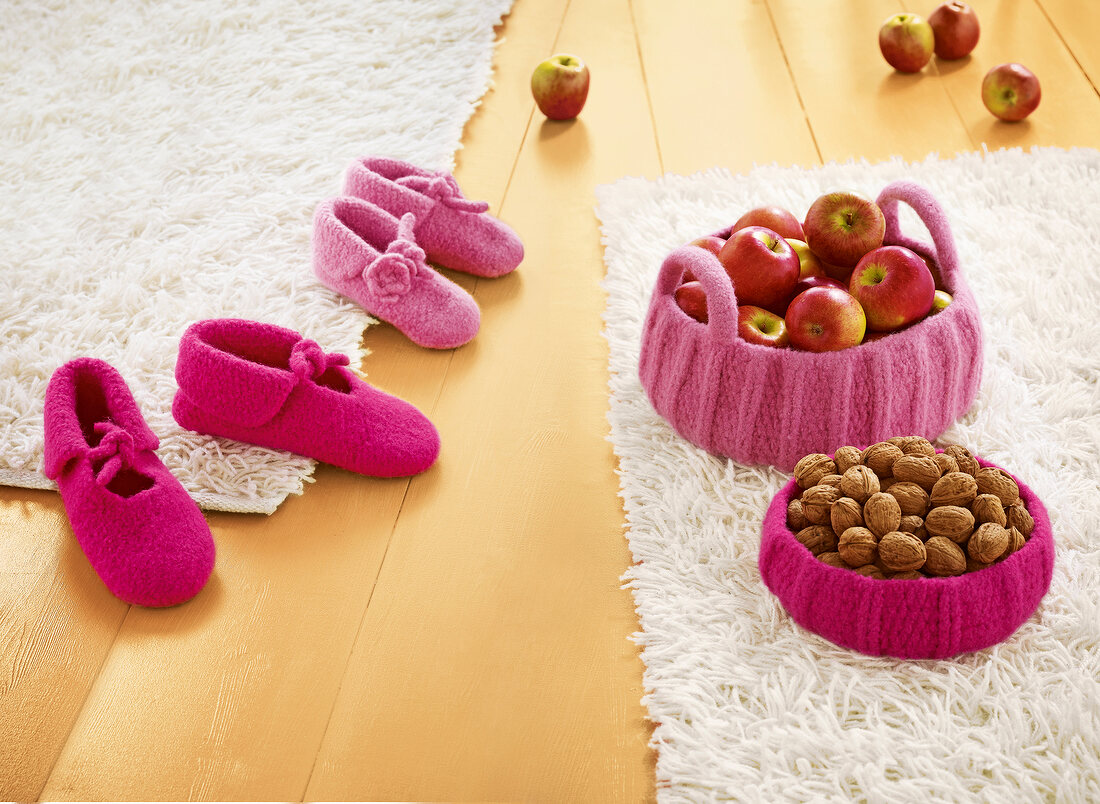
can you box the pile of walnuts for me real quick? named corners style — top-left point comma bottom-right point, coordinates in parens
top-left (786, 437), bottom-right (1035, 579)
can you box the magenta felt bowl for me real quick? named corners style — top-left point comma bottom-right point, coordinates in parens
top-left (758, 459), bottom-right (1054, 659)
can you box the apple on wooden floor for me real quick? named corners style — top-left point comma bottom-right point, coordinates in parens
top-left (878, 13), bottom-right (935, 73)
top-left (848, 245), bottom-right (935, 332)
top-left (928, 1), bottom-right (980, 61)
top-left (785, 286), bottom-right (866, 352)
top-left (982, 63), bottom-right (1041, 122)
top-left (718, 226), bottom-right (800, 313)
top-left (731, 206), bottom-right (804, 242)
top-left (802, 191), bottom-right (886, 272)
top-left (530, 53), bottom-right (590, 120)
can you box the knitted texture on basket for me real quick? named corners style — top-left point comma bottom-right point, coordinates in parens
top-left (758, 457), bottom-right (1054, 659)
top-left (639, 181), bottom-right (983, 470)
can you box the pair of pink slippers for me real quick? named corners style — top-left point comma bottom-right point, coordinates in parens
top-left (312, 157), bottom-right (523, 349)
top-left (44, 319), bottom-right (440, 608)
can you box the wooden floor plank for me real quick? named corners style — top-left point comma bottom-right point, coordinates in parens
top-left (1036, 0), bottom-right (1100, 98)
top-left (304, 0), bottom-right (659, 799)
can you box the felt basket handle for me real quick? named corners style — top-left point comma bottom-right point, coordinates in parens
top-left (656, 244), bottom-right (740, 343)
top-left (876, 180), bottom-right (962, 289)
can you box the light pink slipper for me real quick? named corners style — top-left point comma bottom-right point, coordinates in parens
top-left (43, 358), bottom-right (215, 607)
top-left (343, 156), bottom-right (523, 278)
top-left (173, 318), bottom-right (440, 477)
top-left (313, 196), bottom-right (480, 349)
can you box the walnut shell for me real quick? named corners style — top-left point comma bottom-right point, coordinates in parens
top-left (817, 473), bottom-right (843, 488)
top-left (930, 472), bottom-right (978, 507)
top-left (932, 452), bottom-right (960, 476)
top-left (801, 484), bottom-right (841, 524)
top-left (838, 526), bottom-right (878, 567)
top-left (924, 505), bottom-right (975, 543)
top-left (878, 531), bottom-right (927, 572)
top-left (1006, 502), bottom-right (1035, 537)
top-left (855, 565), bottom-right (886, 579)
top-left (862, 442), bottom-right (904, 477)
top-left (943, 444), bottom-right (980, 476)
top-left (830, 496), bottom-right (864, 535)
top-left (898, 514), bottom-right (927, 540)
top-left (886, 481), bottom-right (930, 517)
top-left (975, 467), bottom-right (1020, 507)
top-left (794, 453), bottom-right (837, 490)
top-left (965, 555), bottom-right (988, 573)
top-left (924, 536), bottom-right (966, 576)
top-left (833, 445), bottom-right (863, 475)
top-left (786, 498), bottom-right (809, 530)
top-left (1003, 526), bottom-right (1026, 557)
top-left (817, 551), bottom-right (848, 568)
top-left (889, 570), bottom-right (925, 580)
top-left (864, 492), bottom-right (902, 537)
top-left (796, 525), bottom-right (838, 556)
top-left (898, 436), bottom-right (936, 457)
top-left (968, 522), bottom-right (1010, 563)
top-left (971, 494), bottom-right (1007, 527)
top-left (892, 455), bottom-right (941, 491)
top-left (839, 465), bottom-right (880, 503)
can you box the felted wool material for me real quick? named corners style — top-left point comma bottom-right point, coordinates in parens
top-left (760, 457), bottom-right (1054, 659)
top-left (173, 319), bottom-right (440, 477)
top-left (313, 197), bottom-right (480, 349)
top-left (639, 181), bottom-right (983, 472)
top-left (0, 0), bottom-right (512, 513)
top-left (343, 156), bottom-right (524, 277)
top-left (44, 359), bottom-right (215, 607)
top-left (597, 148), bottom-right (1100, 802)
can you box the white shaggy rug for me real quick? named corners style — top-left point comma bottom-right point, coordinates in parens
top-left (0, 0), bottom-right (512, 513)
top-left (597, 148), bottom-right (1100, 802)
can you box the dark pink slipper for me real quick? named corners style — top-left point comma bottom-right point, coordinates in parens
top-left (43, 358), bottom-right (215, 607)
top-left (343, 156), bottom-right (523, 278)
top-left (172, 319), bottom-right (440, 477)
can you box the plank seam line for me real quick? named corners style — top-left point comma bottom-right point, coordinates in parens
top-left (927, 57), bottom-right (979, 153)
top-left (1032, 0), bottom-right (1100, 101)
top-left (627, 0), bottom-right (665, 175)
top-left (762, 0), bottom-right (823, 165)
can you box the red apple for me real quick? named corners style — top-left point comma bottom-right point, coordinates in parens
top-left (531, 54), bottom-right (590, 120)
top-left (738, 305), bottom-right (789, 348)
top-left (982, 63), bottom-right (1041, 122)
top-left (786, 239), bottom-right (825, 279)
top-left (931, 289), bottom-right (953, 313)
top-left (785, 287), bottom-right (866, 352)
top-left (674, 281), bottom-right (708, 323)
top-left (848, 246), bottom-right (935, 332)
top-left (878, 13), bottom-right (935, 73)
top-left (928, 2), bottom-right (980, 60)
top-left (682, 235), bottom-right (726, 282)
top-left (803, 191), bottom-right (886, 269)
top-left (717, 226), bottom-right (800, 312)
top-left (732, 206), bottom-right (804, 242)
top-left (776, 275), bottom-right (847, 316)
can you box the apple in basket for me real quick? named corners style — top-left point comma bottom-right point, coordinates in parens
top-left (931, 289), bottom-right (953, 313)
top-left (674, 281), bottom-right (708, 323)
top-left (530, 53), bottom-right (591, 120)
top-left (738, 306), bottom-right (789, 348)
top-left (732, 206), bottom-right (805, 242)
top-left (982, 63), bottom-right (1041, 122)
top-left (878, 13), bottom-right (935, 73)
top-left (928, 1), bottom-right (980, 60)
top-left (776, 275), bottom-right (847, 317)
top-left (786, 238), bottom-right (826, 279)
top-left (717, 226), bottom-right (800, 312)
top-left (682, 235), bottom-right (726, 282)
top-left (785, 286), bottom-right (866, 352)
top-left (849, 246), bottom-right (936, 332)
top-left (802, 191), bottom-right (886, 271)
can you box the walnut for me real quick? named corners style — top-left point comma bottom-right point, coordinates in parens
top-left (855, 565), bottom-right (886, 579)
top-left (817, 551), bottom-right (848, 568)
top-left (889, 570), bottom-right (925, 580)
top-left (864, 492), bottom-right (902, 537)
top-left (1006, 502), bottom-right (1035, 537)
top-left (975, 467), bottom-right (1021, 507)
top-left (965, 555), bottom-right (988, 573)
top-left (817, 473), bottom-right (843, 488)
top-left (932, 452), bottom-right (960, 476)
top-left (898, 515), bottom-right (927, 540)
top-left (787, 498), bottom-right (809, 530)
top-left (898, 436), bottom-right (936, 457)
top-left (794, 453), bottom-right (837, 489)
top-left (967, 522), bottom-right (1010, 563)
top-left (930, 472), bottom-right (978, 507)
top-left (943, 444), bottom-right (980, 476)
top-left (862, 442), bottom-right (904, 477)
top-left (1003, 526), bottom-right (1026, 557)
top-left (924, 536), bottom-right (966, 576)
top-left (839, 465), bottom-right (880, 503)
top-left (831, 496), bottom-right (864, 535)
top-left (838, 526), bottom-right (878, 567)
top-left (971, 494), bottom-right (1007, 527)
top-left (796, 525), bottom-right (838, 556)
top-left (924, 505), bottom-right (975, 543)
top-left (801, 484), bottom-right (841, 524)
top-left (878, 531), bottom-right (927, 572)
top-left (833, 445), bottom-right (863, 475)
top-left (892, 455), bottom-right (942, 491)
top-left (886, 481), bottom-right (930, 517)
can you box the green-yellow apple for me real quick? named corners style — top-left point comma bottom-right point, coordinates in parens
top-left (878, 13), bottom-right (935, 73)
top-left (732, 206), bottom-right (804, 242)
top-left (982, 63), bottom-right (1040, 122)
top-left (738, 305), bottom-right (789, 348)
top-left (682, 235), bottom-right (726, 282)
top-left (930, 289), bottom-right (953, 313)
top-left (785, 287), bottom-right (866, 352)
top-left (928, 2), bottom-right (980, 60)
top-left (786, 238), bottom-right (826, 279)
top-left (803, 191), bottom-right (886, 269)
top-left (674, 281), bottom-right (708, 323)
top-left (848, 246), bottom-right (935, 332)
top-left (717, 226), bottom-right (800, 312)
top-left (531, 54), bottom-right (590, 120)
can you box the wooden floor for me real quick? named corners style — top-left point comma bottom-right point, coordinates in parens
top-left (2, 0), bottom-right (1098, 800)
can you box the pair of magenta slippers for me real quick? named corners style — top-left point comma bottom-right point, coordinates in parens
top-left (312, 157), bottom-right (524, 350)
top-left (44, 318), bottom-right (440, 608)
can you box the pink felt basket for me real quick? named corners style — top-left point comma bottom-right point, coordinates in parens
top-left (638, 181), bottom-right (984, 471)
top-left (758, 456), bottom-right (1054, 659)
